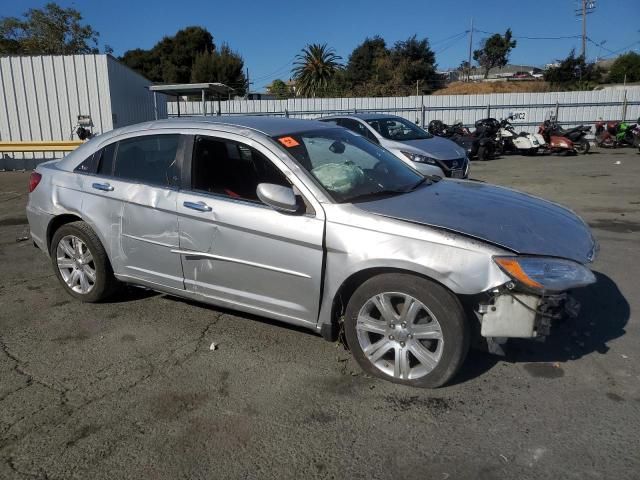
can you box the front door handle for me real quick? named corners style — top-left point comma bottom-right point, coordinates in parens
top-left (183, 201), bottom-right (212, 212)
top-left (92, 182), bottom-right (114, 192)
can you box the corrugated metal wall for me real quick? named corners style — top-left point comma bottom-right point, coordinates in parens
top-left (0, 55), bottom-right (112, 160)
top-left (0, 54), bottom-right (163, 167)
top-left (107, 56), bottom-right (166, 129)
top-left (168, 87), bottom-right (640, 133)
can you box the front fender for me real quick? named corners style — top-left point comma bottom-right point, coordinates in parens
top-left (316, 212), bottom-right (511, 330)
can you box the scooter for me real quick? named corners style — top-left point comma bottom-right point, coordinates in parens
top-left (545, 120), bottom-right (591, 154)
top-left (428, 120), bottom-right (497, 161)
top-left (538, 120), bottom-right (576, 155)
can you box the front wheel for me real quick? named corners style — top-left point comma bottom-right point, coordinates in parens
top-left (575, 138), bottom-right (590, 154)
top-left (50, 221), bottom-right (118, 302)
top-left (344, 273), bottom-right (469, 388)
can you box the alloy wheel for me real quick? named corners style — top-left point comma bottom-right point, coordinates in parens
top-left (56, 235), bottom-right (96, 294)
top-left (356, 292), bottom-right (444, 380)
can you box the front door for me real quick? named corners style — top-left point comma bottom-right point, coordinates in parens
top-left (175, 133), bottom-right (325, 326)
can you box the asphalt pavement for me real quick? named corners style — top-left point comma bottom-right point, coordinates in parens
top-left (0, 149), bottom-right (639, 479)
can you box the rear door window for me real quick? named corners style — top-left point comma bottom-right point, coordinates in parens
top-left (112, 134), bottom-right (180, 187)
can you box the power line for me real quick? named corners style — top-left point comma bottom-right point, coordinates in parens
top-left (474, 28), bottom-right (581, 41)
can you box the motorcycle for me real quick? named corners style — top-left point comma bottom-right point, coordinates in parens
top-left (492, 116), bottom-right (544, 155)
top-left (428, 119), bottom-right (497, 161)
top-left (538, 120), bottom-right (577, 155)
top-left (594, 118), bottom-right (640, 148)
top-left (545, 120), bottom-right (591, 154)
top-left (594, 120), bottom-right (618, 148)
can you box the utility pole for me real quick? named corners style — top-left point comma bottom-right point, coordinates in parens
top-left (246, 68), bottom-right (250, 97)
top-left (467, 17), bottom-right (474, 82)
top-left (576, 1), bottom-right (596, 58)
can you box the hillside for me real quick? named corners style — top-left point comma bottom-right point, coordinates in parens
top-left (433, 81), bottom-right (551, 95)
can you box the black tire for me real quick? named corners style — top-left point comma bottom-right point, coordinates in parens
top-left (344, 273), bottom-right (469, 388)
top-left (477, 145), bottom-right (489, 161)
top-left (50, 221), bottom-right (118, 302)
top-left (576, 138), bottom-right (590, 154)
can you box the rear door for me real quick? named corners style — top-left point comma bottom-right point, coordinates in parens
top-left (175, 133), bottom-right (325, 326)
top-left (79, 133), bottom-right (185, 290)
top-left (112, 134), bottom-right (185, 290)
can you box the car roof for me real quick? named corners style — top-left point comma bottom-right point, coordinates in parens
top-left (136, 116), bottom-right (335, 137)
top-left (56, 116), bottom-right (336, 172)
top-left (320, 113), bottom-right (402, 121)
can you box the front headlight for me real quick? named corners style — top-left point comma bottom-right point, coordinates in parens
top-left (494, 256), bottom-right (596, 292)
top-left (401, 151), bottom-right (437, 165)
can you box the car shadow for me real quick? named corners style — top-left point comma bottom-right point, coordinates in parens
top-left (452, 271), bottom-right (629, 385)
top-left (103, 285), bottom-right (160, 303)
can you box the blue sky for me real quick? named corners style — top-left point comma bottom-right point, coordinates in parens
top-left (5, 0), bottom-right (640, 90)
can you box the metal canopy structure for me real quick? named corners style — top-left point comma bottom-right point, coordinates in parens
top-left (148, 82), bottom-right (234, 119)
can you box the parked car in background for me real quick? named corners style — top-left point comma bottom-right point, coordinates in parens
top-left (27, 116), bottom-right (598, 388)
top-left (512, 71), bottom-right (532, 79)
top-left (319, 114), bottom-right (470, 179)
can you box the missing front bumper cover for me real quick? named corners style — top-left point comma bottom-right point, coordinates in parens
top-left (478, 292), bottom-right (578, 339)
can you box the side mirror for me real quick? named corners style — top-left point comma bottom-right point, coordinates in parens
top-left (256, 183), bottom-right (300, 214)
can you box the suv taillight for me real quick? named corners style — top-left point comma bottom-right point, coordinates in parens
top-left (28, 172), bottom-right (42, 193)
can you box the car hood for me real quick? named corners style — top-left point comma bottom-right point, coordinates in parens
top-left (355, 180), bottom-right (597, 264)
top-left (385, 136), bottom-right (466, 160)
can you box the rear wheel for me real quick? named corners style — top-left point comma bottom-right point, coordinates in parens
top-left (575, 138), bottom-right (590, 154)
top-left (344, 273), bottom-right (469, 388)
top-left (51, 221), bottom-right (118, 302)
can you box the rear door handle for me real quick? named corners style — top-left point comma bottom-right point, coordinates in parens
top-left (92, 182), bottom-right (114, 192)
top-left (183, 201), bottom-right (212, 212)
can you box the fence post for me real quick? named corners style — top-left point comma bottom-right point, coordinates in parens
top-left (621, 90), bottom-right (628, 121)
top-left (487, 103), bottom-right (491, 118)
top-left (554, 101), bottom-right (559, 122)
top-left (285, 108), bottom-right (289, 118)
top-left (421, 101), bottom-right (426, 128)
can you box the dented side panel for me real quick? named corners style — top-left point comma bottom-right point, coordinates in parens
top-left (316, 203), bottom-right (513, 330)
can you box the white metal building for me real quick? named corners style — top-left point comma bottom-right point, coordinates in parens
top-left (0, 54), bottom-right (167, 164)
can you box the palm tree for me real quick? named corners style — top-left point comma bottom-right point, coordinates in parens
top-left (291, 43), bottom-right (342, 97)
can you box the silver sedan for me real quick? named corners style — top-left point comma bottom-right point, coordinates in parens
top-left (26, 116), bottom-right (598, 388)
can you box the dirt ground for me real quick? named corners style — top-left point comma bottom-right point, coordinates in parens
top-left (0, 149), bottom-right (639, 479)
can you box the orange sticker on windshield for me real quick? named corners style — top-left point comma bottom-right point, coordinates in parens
top-left (278, 136), bottom-right (300, 147)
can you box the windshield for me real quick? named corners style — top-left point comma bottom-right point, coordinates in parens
top-left (366, 117), bottom-right (432, 141)
top-left (273, 128), bottom-right (425, 203)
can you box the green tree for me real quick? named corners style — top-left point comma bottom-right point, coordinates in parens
top-left (0, 2), bottom-right (99, 55)
top-left (120, 26), bottom-right (214, 83)
top-left (266, 79), bottom-right (293, 98)
top-left (544, 50), bottom-right (601, 89)
top-left (473, 29), bottom-right (517, 79)
top-left (345, 36), bottom-right (391, 90)
top-left (608, 52), bottom-right (640, 84)
top-left (191, 44), bottom-right (247, 95)
top-left (342, 35), bottom-right (441, 96)
top-left (292, 43), bottom-right (343, 97)
top-left (391, 35), bottom-right (442, 94)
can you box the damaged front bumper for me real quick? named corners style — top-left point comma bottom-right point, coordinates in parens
top-left (477, 290), bottom-right (580, 339)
